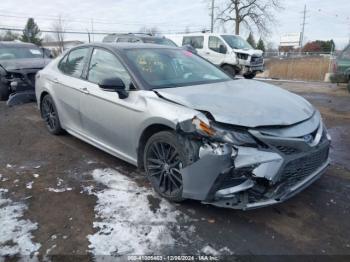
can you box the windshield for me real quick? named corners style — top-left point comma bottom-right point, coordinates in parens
top-left (221, 35), bottom-right (252, 50)
top-left (142, 37), bottom-right (178, 47)
top-left (0, 46), bottom-right (43, 60)
top-left (124, 48), bottom-right (231, 89)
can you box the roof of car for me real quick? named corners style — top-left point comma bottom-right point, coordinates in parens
top-left (0, 41), bottom-right (39, 48)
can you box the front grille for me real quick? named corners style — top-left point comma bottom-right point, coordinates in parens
top-left (279, 145), bottom-right (329, 187)
top-left (276, 145), bottom-right (301, 155)
top-left (251, 56), bottom-right (263, 65)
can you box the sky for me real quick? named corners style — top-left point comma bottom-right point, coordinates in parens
top-left (0, 0), bottom-right (349, 49)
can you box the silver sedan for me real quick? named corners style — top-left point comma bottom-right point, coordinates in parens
top-left (35, 43), bottom-right (331, 209)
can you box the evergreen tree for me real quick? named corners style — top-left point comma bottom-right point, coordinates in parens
top-left (21, 18), bottom-right (42, 45)
top-left (257, 38), bottom-right (265, 52)
top-left (246, 33), bottom-right (256, 48)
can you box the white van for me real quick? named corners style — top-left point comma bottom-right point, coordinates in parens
top-left (165, 33), bottom-right (264, 79)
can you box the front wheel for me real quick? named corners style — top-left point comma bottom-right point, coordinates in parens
top-left (144, 131), bottom-right (191, 202)
top-left (243, 72), bottom-right (257, 79)
top-left (0, 82), bottom-right (9, 101)
top-left (41, 94), bottom-right (64, 135)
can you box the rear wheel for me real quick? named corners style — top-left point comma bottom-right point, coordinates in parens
top-left (222, 65), bottom-right (236, 78)
top-left (243, 72), bottom-right (257, 79)
top-left (41, 94), bottom-right (64, 135)
top-left (144, 131), bottom-right (191, 202)
top-left (0, 82), bottom-right (9, 101)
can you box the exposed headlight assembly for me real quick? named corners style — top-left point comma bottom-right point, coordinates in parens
top-left (192, 116), bottom-right (257, 146)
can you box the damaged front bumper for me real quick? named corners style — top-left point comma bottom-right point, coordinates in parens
top-left (179, 122), bottom-right (331, 210)
top-left (1, 69), bottom-right (38, 106)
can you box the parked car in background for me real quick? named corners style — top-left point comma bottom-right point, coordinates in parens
top-left (333, 43), bottom-right (350, 87)
top-left (103, 33), bottom-right (197, 54)
top-left (103, 33), bottom-right (178, 47)
top-left (165, 33), bottom-right (264, 79)
top-left (36, 43), bottom-right (331, 210)
top-left (0, 41), bottom-right (51, 105)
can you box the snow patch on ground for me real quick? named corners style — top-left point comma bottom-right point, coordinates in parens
top-left (86, 168), bottom-right (183, 256)
top-left (0, 188), bottom-right (40, 256)
top-left (46, 187), bottom-right (73, 193)
top-left (26, 182), bottom-right (34, 189)
top-left (201, 245), bottom-right (234, 256)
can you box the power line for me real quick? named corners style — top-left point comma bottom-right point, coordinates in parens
top-left (0, 26), bottom-right (205, 36)
top-left (0, 12), bottom-right (206, 28)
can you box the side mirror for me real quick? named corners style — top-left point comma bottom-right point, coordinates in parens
top-left (219, 44), bottom-right (227, 54)
top-left (98, 77), bottom-right (129, 99)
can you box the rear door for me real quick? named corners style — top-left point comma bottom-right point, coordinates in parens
top-left (54, 47), bottom-right (90, 132)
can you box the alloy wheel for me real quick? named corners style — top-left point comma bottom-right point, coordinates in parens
top-left (146, 141), bottom-right (183, 197)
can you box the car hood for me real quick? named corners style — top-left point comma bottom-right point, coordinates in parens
top-left (155, 79), bottom-right (315, 128)
top-left (0, 58), bottom-right (50, 71)
top-left (233, 49), bottom-right (263, 56)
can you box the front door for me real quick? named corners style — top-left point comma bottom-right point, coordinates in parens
top-left (204, 36), bottom-right (228, 65)
top-left (79, 48), bottom-right (140, 161)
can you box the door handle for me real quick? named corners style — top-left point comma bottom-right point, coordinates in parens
top-left (80, 87), bottom-right (90, 94)
top-left (206, 52), bottom-right (210, 55)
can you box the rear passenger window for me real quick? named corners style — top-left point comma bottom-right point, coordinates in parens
top-left (116, 37), bottom-right (132, 43)
top-left (182, 36), bottom-right (204, 49)
top-left (58, 48), bottom-right (89, 78)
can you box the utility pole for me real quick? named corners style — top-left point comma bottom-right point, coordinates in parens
top-left (91, 19), bottom-right (94, 42)
top-left (210, 0), bottom-right (215, 33)
top-left (300, 4), bottom-right (307, 51)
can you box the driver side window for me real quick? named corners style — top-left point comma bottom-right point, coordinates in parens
top-left (209, 36), bottom-right (227, 54)
top-left (87, 48), bottom-right (131, 88)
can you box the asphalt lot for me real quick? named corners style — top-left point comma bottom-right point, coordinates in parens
top-left (0, 80), bottom-right (350, 260)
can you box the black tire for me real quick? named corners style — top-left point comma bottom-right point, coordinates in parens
top-left (144, 131), bottom-right (194, 202)
top-left (222, 65), bottom-right (236, 78)
top-left (243, 72), bottom-right (257, 79)
top-left (40, 94), bottom-right (64, 135)
top-left (0, 82), bottom-right (10, 101)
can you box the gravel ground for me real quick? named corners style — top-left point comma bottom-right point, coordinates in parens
top-left (0, 80), bottom-right (349, 260)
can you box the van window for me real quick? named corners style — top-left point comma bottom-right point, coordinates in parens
top-left (116, 37), bottom-right (132, 43)
top-left (182, 36), bottom-right (204, 49)
top-left (209, 36), bottom-right (227, 54)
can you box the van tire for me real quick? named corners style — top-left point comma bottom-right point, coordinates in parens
top-left (222, 65), bottom-right (236, 78)
top-left (243, 72), bottom-right (257, 79)
top-left (0, 83), bottom-right (9, 101)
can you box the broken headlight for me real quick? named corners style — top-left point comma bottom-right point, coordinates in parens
top-left (192, 116), bottom-right (257, 146)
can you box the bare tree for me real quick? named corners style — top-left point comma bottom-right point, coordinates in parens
top-left (216, 0), bottom-right (282, 35)
top-left (51, 16), bottom-right (66, 54)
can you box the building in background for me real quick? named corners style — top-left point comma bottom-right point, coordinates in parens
top-left (279, 33), bottom-right (301, 53)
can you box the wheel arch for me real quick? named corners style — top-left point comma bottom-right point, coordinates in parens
top-left (137, 123), bottom-right (174, 169)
